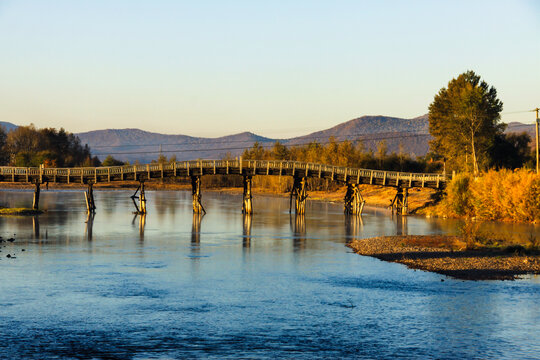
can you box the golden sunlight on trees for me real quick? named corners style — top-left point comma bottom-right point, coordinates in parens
top-left (428, 71), bottom-right (504, 174)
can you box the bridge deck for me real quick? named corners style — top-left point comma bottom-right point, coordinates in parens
top-left (0, 160), bottom-right (448, 189)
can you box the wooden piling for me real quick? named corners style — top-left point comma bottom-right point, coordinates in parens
top-left (290, 176), bottom-right (308, 215)
top-left (191, 176), bottom-right (205, 214)
top-left (32, 181), bottom-right (40, 210)
top-left (344, 183), bottom-right (365, 215)
top-left (85, 182), bottom-right (96, 213)
top-left (242, 176), bottom-right (253, 214)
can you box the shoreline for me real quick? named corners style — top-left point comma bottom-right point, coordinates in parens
top-left (347, 235), bottom-right (540, 280)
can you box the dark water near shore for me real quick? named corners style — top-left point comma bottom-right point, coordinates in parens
top-left (0, 189), bottom-right (539, 359)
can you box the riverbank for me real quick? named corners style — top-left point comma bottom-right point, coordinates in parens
top-left (347, 235), bottom-right (540, 280)
top-left (0, 181), bottom-right (438, 213)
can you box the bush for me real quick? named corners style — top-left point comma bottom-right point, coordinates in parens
top-left (440, 169), bottom-right (540, 223)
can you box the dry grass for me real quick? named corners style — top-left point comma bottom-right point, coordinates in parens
top-left (0, 208), bottom-right (44, 215)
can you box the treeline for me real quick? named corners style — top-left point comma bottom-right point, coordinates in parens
top-left (241, 138), bottom-right (443, 173)
top-left (0, 125), bottom-right (100, 167)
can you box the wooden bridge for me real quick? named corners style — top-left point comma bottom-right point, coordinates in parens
top-left (0, 159), bottom-right (449, 216)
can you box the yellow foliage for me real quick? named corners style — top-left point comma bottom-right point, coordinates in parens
top-left (441, 169), bottom-right (540, 223)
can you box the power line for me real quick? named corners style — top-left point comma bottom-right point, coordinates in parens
top-left (90, 129), bottom-right (427, 149)
top-left (90, 129), bottom-right (429, 150)
top-left (93, 133), bottom-right (431, 156)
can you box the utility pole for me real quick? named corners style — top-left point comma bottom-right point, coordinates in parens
top-left (534, 108), bottom-right (540, 175)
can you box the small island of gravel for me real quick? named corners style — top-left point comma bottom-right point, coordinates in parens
top-left (347, 235), bottom-right (540, 280)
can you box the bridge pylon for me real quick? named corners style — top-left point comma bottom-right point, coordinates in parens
top-left (32, 179), bottom-right (41, 210)
top-left (131, 180), bottom-right (147, 214)
top-left (344, 183), bottom-right (365, 215)
top-left (290, 176), bottom-right (308, 215)
top-left (85, 181), bottom-right (96, 213)
top-left (242, 176), bottom-right (253, 214)
top-left (191, 176), bottom-right (206, 214)
top-left (390, 186), bottom-right (409, 215)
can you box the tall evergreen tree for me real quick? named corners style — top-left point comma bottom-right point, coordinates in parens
top-left (428, 71), bottom-right (504, 174)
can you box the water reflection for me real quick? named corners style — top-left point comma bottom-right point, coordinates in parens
top-left (131, 214), bottom-right (146, 241)
top-left (32, 216), bottom-right (40, 240)
top-left (84, 212), bottom-right (95, 241)
top-left (396, 215), bottom-right (408, 236)
top-left (345, 215), bottom-right (363, 242)
top-left (291, 214), bottom-right (306, 251)
top-left (243, 214), bottom-right (252, 248)
top-left (191, 212), bottom-right (203, 247)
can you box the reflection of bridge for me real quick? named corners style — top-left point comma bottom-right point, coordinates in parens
top-left (0, 160), bottom-right (448, 215)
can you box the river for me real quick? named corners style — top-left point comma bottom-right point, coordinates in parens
top-left (0, 189), bottom-right (539, 359)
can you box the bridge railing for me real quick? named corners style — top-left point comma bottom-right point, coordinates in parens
top-left (0, 160), bottom-right (449, 184)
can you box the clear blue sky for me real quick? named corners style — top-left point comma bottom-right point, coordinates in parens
top-left (0, 0), bottom-right (538, 137)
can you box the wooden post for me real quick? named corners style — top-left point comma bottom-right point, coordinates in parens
top-left (290, 177), bottom-right (308, 215)
top-left (402, 187), bottom-right (409, 215)
top-left (344, 183), bottom-right (365, 215)
top-left (242, 175), bottom-right (253, 214)
top-left (85, 182), bottom-right (96, 213)
top-left (32, 181), bottom-right (40, 210)
top-left (139, 181), bottom-right (147, 214)
top-left (191, 176), bottom-right (205, 214)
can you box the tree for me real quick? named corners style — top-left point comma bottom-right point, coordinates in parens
top-left (0, 126), bottom-right (8, 165)
top-left (102, 155), bottom-right (125, 166)
top-left (428, 71), bottom-right (504, 174)
top-left (490, 132), bottom-right (531, 169)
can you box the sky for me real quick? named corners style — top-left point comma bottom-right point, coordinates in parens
top-left (0, 0), bottom-right (538, 137)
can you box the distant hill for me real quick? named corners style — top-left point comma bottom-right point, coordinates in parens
top-left (0, 121), bottom-right (18, 132)
top-left (77, 129), bottom-right (276, 162)
top-left (505, 122), bottom-right (536, 140)
top-left (287, 115), bottom-right (431, 156)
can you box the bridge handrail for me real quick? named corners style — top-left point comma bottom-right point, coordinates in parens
top-left (0, 160), bottom-right (450, 183)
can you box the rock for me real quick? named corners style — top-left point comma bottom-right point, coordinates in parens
top-left (7, 238), bottom-right (15, 242)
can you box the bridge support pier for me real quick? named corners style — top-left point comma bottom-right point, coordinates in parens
top-left (131, 180), bottom-right (147, 214)
top-left (344, 183), bottom-right (365, 215)
top-left (390, 186), bottom-right (409, 215)
top-left (191, 176), bottom-right (206, 214)
top-left (32, 180), bottom-right (40, 210)
top-left (242, 176), bottom-right (253, 214)
top-left (85, 182), bottom-right (96, 213)
top-left (290, 177), bottom-right (308, 215)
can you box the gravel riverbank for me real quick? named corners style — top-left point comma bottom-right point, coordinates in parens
top-left (348, 235), bottom-right (540, 280)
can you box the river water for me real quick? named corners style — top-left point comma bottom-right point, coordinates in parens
top-left (0, 189), bottom-right (539, 359)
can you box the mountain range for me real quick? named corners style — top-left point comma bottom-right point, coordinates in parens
top-left (1, 117), bottom-right (536, 163)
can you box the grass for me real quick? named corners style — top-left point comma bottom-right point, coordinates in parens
top-left (0, 207), bottom-right (44, 215)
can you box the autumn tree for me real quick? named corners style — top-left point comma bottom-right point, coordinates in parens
top-left (0, 126), bottom-right (7, 165)
top-left (428, 71), bottom-right (504, 174)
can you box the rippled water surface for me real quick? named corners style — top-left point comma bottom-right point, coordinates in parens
top-left (0, 189), bottom-right (539, 359)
